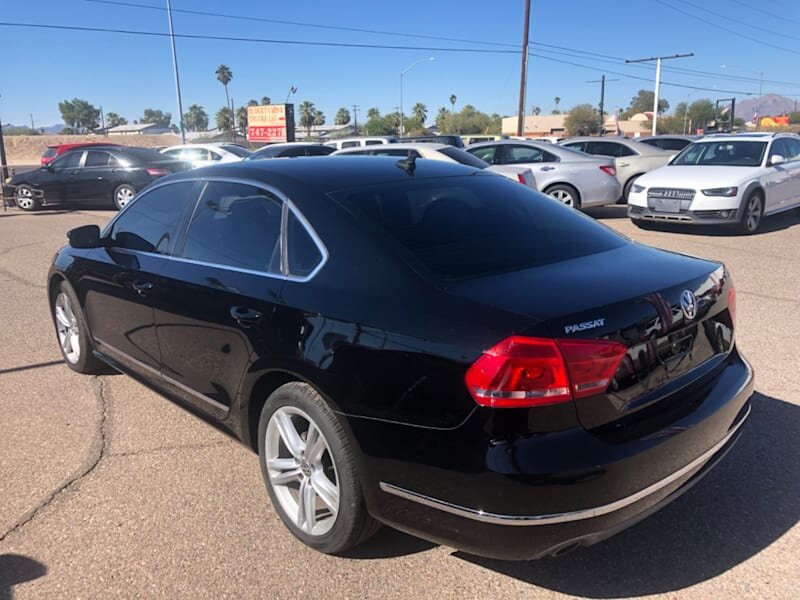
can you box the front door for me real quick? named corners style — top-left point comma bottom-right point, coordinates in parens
top-left (154, 180), bottom-right (286, 418)
top-left (38, 151), bottom-right (83, 204)
top-left (82, 181), bottom-right (200, 375)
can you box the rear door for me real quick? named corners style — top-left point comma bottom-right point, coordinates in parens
top-left (585, 140), bottom-right (639, 185)
top-left (154, 180), bottom-right (287, 417)
top-left (765, 139), bottom-right (793, 211)
top-left (73, 150), bottom-right (117, 203)
top-left (498, 143), bottom-right (562, 179)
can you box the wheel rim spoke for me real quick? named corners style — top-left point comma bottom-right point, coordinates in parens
top-left (305, 423), bottom-right (325, 463)
top-left (274, 411), bottom-right (305, 459)
top-left (268, 458), bottom-right (302, 485)
top-left (310, 473), bottom-right (338, 514)
top-left (55, 306), bottom-right (71, 328)
top-left (297, 478), bottom-right (317, 533)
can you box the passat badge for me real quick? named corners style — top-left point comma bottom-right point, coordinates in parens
top-left (564, 318), bottom-right (605, 334)
top-left (680, 290), bottom-right (697, 320)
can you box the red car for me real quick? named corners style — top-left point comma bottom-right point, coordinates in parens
top-left (41, 142), bottom-right (121, 166)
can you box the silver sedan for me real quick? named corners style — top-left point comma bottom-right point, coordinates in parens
top-left (466, 140), bottom-right (621, 208)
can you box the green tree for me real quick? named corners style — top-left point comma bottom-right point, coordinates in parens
top-left (435, 107), bottom-right (449, 131)
top-left (59, 127), bottom-right (76, 135)
top-left (184, 105), bottom-right (209, 131)
top-left (58, 98), bottom-right (101, 133)
top-left (314, 111), bottom-right (326, 127)
top-left (140, 109), bottom-right (172, 127)
top-left (367, 107), bottom-right (380, 120)
top-left (687, 99), bottom-right (715, 131)
top-left (628, 89), bottom-right (669, 115)
top-left (363, 115), bottom-right (396, 136)
top-left (261, 96), bottom-right (271, 106)
top-left (236, 105), bottom-right (249, 133)
top-left (247, 99), bottom-right (259, 107)
top-left (105, 112), bottom-right (127, 128)
top-left (215, 64), bottom-right (234, 131)
top-left (449, 94), bottom-right (457, 112)
top-left (532, 105), bottom-right (541, 116)
top-left (788, 111), bottom-right (800, 125)
top-left (335, 107), bottom-right (351, 125)
top-left (215, 106), bottom-right (232, 131)
top-left (412, 102), bottom-right (427, 125)
top-left (298, 100), bottom-right (317, 136)
top-left (554, 97), bottom-right (561, 112)
top-left (565, 103), bottom-right (599, 136)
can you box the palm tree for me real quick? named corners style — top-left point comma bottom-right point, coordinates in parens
top-left (532, 105), bottom-right (541, 116)
top-left (247, 99), bottom-right (258, 107)
top-left (215, 64), bottom-right (233, 130)
top-left (412, 102), bottom-right (427, 125)
top-left (236, 105), bottom-right (249, 133)
top-left (261, 96), bottom-right (271, 105)
top-left (335, 107), bottom-right (351, 125)
top-left (215, 106), bottom-right (232, 131)
top-left (449, 94), bottom-right (457, 113)
top-left (367, 107), bottom-right (380, 120)
top-left (314, 111), bottom-right (326, 127)
top-left (298, 100), bottom-right (316, 136)
top-left (554, 96), bottom-right (561, 112)
top-left (183, 104), bottom-right (208, 131)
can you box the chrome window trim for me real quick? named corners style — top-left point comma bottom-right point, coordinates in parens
top-left (380, 402), bottom-right (751, 527)
top-left (102, 175), bottom-right (329, 284)
top-left (95, 338), bottom-right (229, 412)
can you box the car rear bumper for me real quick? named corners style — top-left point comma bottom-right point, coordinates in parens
top-left (359, 350), bottom-right (754, 560)
top-left (580, 176), bottom-right (622, 207)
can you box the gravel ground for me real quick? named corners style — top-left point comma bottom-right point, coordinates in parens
top-left (0, 204), bottom-right (798, 599)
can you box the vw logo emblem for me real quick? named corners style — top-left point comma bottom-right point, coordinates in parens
top-left (680, 290), bottom-right (697, 320)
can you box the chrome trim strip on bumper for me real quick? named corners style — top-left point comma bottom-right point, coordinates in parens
top-left (379, 403), bottom-right (751, 527)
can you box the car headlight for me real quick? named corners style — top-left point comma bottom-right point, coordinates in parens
top-left (632, 184), bottom-right (645, 193)
top-left (701, 187), bottom-right (738, 197)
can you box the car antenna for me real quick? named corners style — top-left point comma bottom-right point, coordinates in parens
top-left (395, 151), bottom-right (416, 175)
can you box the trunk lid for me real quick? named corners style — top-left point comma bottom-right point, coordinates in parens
top-left (447, 244), bottom-right (735, 429)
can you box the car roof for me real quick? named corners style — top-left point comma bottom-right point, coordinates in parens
top-left (49, 142), bottom-right (121, 150)
top-left (168, 156), bottom-right (483, 192)
top-left (696, 135), bottom-right (771, 143)
top-left (334, 142), bottom-right (448, 153)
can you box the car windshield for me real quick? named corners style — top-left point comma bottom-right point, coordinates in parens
top-left (671, 141), bottom-right (767, 166)
top-left (438, 147), bottom-right (489, 169)
top-left (220, 145), bottom-right (252, 158)
top-left (42, 147), bottom-right (58, 158)
top-left (331, 175), bottom-right (625, 281)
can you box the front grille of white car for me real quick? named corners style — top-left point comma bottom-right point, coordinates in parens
top-left (647, 188), bottom-right (696, 201)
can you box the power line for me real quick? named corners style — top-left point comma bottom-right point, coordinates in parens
top-left (0, 21), bottom-right (518, 53)
top-left (728, 0), bottom-right (800, 27)
top-left (670, 0), bottom-right (800, 42)
top-left (654, 0), bottom-right (800, 57)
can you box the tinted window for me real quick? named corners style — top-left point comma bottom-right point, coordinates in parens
top-left (783, 138), bottom-right (800, 162)
top-left (586, 141), bottom-right (636, 157)
top-left (43, 147), bottom-right (58, 158)
top-left (341, 141), bottom-right (360, 148)
top-left (85, 151), bottom-right (110, 167)
top-left (660, 139), bottom-right (691, 151)
top-left (306, 146), bottom-right (335, 156)
top-left (561, 142), bottom-right (586, 152)
top-left (438, 146), bottom-right (488, 168)
top-left (370, 149), bottom-right (417, 157)
top-left (181, 182), bottom-right (282, 273)
top-left (287, 211), bottom-right (323, 277)
top-left (281, 147), bottom-right (308, 158)
top-left (209, 151), bottom-right (223, 161)
top-left (468, 145), bottom-right (497, 163)
top-left (365, 140), bottom-right (383, 146)
top-left (219, 145), bottom-right (251, 158)
top-left (162, 149), bottom-right (182, 159)
top-left (332, 176), bottom-right (625, 280)
top-left (108, 182), bottom-right (198, 254)
top-left (503, 144), bottom-right (545, 164)
top-left (52, 152), bottom-right (83, 170)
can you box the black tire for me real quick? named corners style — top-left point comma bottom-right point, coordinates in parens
top-left (621, 174), bottom-right (642, 204)
top-left (51, 280), bottom-right (107, 374)
top-left (545, 184), bottom-right (581, 209)
top-left (257, 382), bottom-right (378, 554)
top-left (736, 192), bottom-right (764, 235)
top-left (112, 184), bottom-right (136, 210)
top-left (15, 185), bottom-right (41, 211)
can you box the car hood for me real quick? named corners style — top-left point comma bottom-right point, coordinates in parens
top-left (638, 165), bottom-right (759, 188)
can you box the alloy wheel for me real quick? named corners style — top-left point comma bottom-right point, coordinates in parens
top-left (550, 189), bottom-right (574, 207)
top-left (745, 196), bottom-right (762, 232)
top-left (116, 187), bottom-right (135, 208)
top-left (265, 406), bottom-right (340, 536)
top-left (54, 292), bottom-right (81, 364)
top-left (16, 187), bottom-right (35, 210)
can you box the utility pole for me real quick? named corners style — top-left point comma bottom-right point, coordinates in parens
top-left (166, 0), bottom-right (187, 144)
top-left (587, 76), bottom-right (619, 135)
top-left (30, 114), bottom-right (35, 131)
top-left (99, 106), bottom-right (105, 133)
top-left (516, 0), bottom-right (531, 136)
top-left (352, 104), bottom-right (360, 136)
top-left (0, 99), bottom-right (7, 211)
top-left (626, 53), bottom-right (694, 135)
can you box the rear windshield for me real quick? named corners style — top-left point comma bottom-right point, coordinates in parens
top-left (42, 147), bottom-right (58, 158)
top-left (671, 141), bottom-right (766, 166)
top-left (438, 146), bottom-right (489, 169)
top-left (331, 175), bottom-right (625, 281)
top-left (220, 144), bottom-right (251, 158)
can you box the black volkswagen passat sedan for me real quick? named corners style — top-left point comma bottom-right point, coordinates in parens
top-left (10, 145), bottom-right (190, 211)
top-left (48, 157), bottom-right (753, 560)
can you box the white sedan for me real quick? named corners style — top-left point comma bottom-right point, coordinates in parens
top-left (332, 143), bottom-right (536, 189)
top-left (628, 133), bottom-right (800, 234)
top-left (160, 143), bottom-right (251, 168)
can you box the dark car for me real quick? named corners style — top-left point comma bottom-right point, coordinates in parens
top-left (636, 135), bottom-right (699, 152)
top-left (245, 143), bottom-right (335, 160)
top-left (12, 146), bottom-right (190, 211)
top-left (403, 134), bottom-right (464, 148)
top-left (41, 142), bottom-right (123, 166)
top-left (48, 157), bottom-right (753, 560)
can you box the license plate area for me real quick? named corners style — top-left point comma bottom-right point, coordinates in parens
top-left (649, 197), bottom-right (681, 213)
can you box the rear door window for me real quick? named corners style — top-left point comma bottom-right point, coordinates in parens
top-left (287, 211), bottom-right (323, 277)
top-left (586, 141), bottom-right (637, 157)
top-left (180, 181), bottom-right (283, 273)
top-left (332, 176), bottom-right (625, 280)
top-left (502, 144), bottom-right (544, 164)
top-left (467, 145), bottom-right (497, 163)
top-left (84, 151), bottom-right (110, 167)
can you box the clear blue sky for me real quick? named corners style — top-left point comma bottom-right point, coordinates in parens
top-left (2, 0), bottom-right (800, 127)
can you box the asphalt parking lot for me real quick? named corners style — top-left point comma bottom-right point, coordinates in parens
top-left (1, 204), bottom-right (798, 599)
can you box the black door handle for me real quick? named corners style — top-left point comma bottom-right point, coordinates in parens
top-left (69, 170), bottom-right (79, 175)
top-left (230, 306), bottom-right (262, 325)
top-left (132, 280), bottom-right (154, 296)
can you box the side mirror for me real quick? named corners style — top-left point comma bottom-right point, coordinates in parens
top-left (67, 225), bottom-right (102, 249)
top-left (769, 154), bottom-right (786, 166)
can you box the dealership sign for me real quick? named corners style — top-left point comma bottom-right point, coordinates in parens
top-left (247, 104), bottom-right (296, 143)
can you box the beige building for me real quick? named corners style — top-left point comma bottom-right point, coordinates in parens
top-left (503, 112), bottom-right (651, 137)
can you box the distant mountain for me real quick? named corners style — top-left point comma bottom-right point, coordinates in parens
top-left (2, 123), bottom-right (65, 134)
top-left (736, 94), bottom-right (798, 119)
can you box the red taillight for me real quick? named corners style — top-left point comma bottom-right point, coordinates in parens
top-left (147, 167), bottom-right (170, 177)
top-left (728, 285), bottom-right (736, 326)
top-left (465, 336), bottom-right (627, 408)
top-left (517, 173), bottom-right (527, 185)
top-left (599, 165), bottom-right (616, 177)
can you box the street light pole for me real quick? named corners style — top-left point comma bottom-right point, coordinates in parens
top-left (587, 76), bottom-right (619, 135)
top-left (165, 0), bottom-right (186, 144)
top-left (399, 57), bottom-right (434, 136)
top-left (627, 53), bottom-right (694, 135)
top-left (516, 0), bottom-right (531, 137)
top-left (720, 64), bottom-right (763, 131)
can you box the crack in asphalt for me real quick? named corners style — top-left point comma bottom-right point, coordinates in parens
top-left (107, 440), bottom-right (231, 459)
top-left (0, 266), bottom-right (44, 290)
top-left (0, 377), bottom-right (109, 543)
